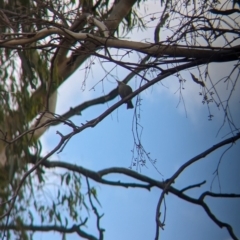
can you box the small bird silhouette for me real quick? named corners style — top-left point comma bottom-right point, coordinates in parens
top-left (116, 80), bottom-right (134, 109)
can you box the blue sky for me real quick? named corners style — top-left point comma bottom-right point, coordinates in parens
top-left (34, 1), bottom-right (240, 240)
top-left (36, 57), bottom-right (240, 240)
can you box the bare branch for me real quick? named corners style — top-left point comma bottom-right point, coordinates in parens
top-left (180, 181), bottom-right (206, 193)
top-left (0, 223), bottom-right (98, 240)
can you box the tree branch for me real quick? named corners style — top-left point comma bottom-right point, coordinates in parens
top-left (3, 132), bottom-right (239, 239)
top-left (154, 132), bottom-right (240, 240)
top-left (180, 180), bottom-right (206, 193)
top-left (1, 27), bottom-right (239, 61)
top-left (0, 223), bottom-right (98, 240)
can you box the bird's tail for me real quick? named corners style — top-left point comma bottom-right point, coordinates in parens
top-left (127, 101), bottom-right (134, 109)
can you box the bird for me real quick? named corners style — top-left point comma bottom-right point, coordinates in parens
top-left (116, 80), bottom-right (134, 109)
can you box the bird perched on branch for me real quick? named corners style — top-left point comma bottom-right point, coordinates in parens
top-left (116, 80), bottom-right (134, 109)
